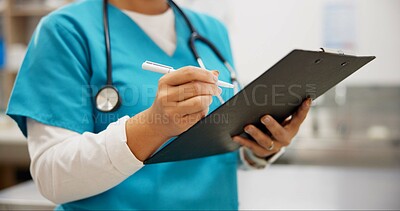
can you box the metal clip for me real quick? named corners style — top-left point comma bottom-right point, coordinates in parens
top-left (320, 48), bottom-right (345, 55)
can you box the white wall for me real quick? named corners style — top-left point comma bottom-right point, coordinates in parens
top-left (178, 0), bottom-right (400, 86)
top-left (353, 0), bottom-right (400, 85)
top-left (229, 0), bottom-right (323, 85)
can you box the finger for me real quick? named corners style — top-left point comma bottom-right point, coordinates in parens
top-left (232, 136), bottom-right (280, 157)
top-left (260, 115), bottom-right (290, 146)
top-left (180, 109), bottom-right (208, 126)
top-left (161, 66), bottom-right (218, 86)
top-left (176, 95), bottom-right (212, 116)
top-left (232, 136), bottom-right (268, 156)
top-left (167, 81), bottom-right (222, 102)
top-left (210, 70), bottom-right (220, 77)
top-left (289, 98), bottom-right (312, 129)
top-left (243, 125), bottom-right (276, 148)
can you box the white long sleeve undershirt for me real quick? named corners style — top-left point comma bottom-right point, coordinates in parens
top-left (27, 117), bottom-right (143, 204)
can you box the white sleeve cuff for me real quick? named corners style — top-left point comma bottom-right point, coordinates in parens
top-left (239, 147), bottom-right (266, 170)
top-left (239, 147), bottom-right (256, 170)
top-left (105, 116), bottom-right (144, 176)
top-left (239, 147), bottom-right (286, 170)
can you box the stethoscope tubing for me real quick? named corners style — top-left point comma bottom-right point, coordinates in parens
top-left (103, 0), bottom-right (112, 86)
top-left (98, 0), bottom-right (240, 112)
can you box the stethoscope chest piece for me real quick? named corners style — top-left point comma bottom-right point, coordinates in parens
top-left (95, 85), bottom-right (121, 112)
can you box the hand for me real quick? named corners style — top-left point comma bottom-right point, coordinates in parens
top-left (126, 66), bottom-right (221, 161)
top-left (148, 66), bottom-right (221, 138)
top-left (232, 98), bottom-right (312, 158)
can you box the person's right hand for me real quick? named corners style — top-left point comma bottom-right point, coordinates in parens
top-left (148, 66), bottom-right (221, 138)
top-left (126, 66), bottom-right (221, 161)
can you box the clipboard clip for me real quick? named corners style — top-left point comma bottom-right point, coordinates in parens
top-left (319, 47), bottom-right (345, 55)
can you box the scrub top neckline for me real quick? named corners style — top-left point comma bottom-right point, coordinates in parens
top-left (107, 3), bottom-right (187, 59)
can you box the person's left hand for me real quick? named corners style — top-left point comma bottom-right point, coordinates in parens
top-left (232, 98), bottom-right (312, 158)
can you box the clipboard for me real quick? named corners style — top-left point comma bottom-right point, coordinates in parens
top-left (144, 49), bottom-right (375, 164)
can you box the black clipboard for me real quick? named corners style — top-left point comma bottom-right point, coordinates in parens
top-left (144, 49), bottom-right (375, 164)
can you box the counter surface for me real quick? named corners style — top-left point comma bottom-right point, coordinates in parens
top-left (1, 165), bottom-right (399, 210)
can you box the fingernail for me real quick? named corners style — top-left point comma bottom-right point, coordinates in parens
top-left (262, 116), bottom-right (270, 124)
top-left (305, 98), bottom-right (312, 107)
top-left (244, 125), bottom-right (253, 133)
top-left (218, 87), bottom-right (222, 94)
top-left (213, 71), bottom-right (220, 76)
top-left (213, 75), bottom-right (218, 82)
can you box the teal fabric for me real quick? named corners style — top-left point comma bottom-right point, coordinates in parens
top-left (7, 0), bottom-right (239, 210)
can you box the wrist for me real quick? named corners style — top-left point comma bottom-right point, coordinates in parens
top-left (242, 147), bottom-right (269, 169)
top-left (241, 147), bottom-right (286, 169)
top-left (125, 109), bottom-right (171, 161)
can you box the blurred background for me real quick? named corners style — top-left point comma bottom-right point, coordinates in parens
top-left (0, 0), bottom-right (399, 210)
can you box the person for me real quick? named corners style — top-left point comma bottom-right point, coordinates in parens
top-left (6, 0), bottom-right (311, 210)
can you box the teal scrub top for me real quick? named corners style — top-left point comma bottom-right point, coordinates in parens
top-left (7, 0), bottom-right (240, 210)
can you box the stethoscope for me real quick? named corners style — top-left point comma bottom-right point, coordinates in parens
top-left (95, 0), bottom-right (240, 112)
